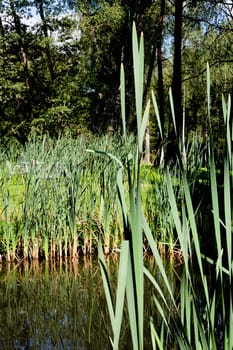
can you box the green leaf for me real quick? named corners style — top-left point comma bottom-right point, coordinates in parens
top-left (98, 239), bottom-right (115, 327)
top-left (113, 240), bottom-right (129, 349)
top-left (169, 88), bottom-right (177, 136)
top-left (152, 90), bottom-right (163, 140)
top-left (139, 99), bottom-right (150, 154)
top-left (120, 64), bottom-right (126, 142)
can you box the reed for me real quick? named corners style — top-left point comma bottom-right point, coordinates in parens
top-left (150, 65), bottom-right (233, 349)
top-left (98, 24), bottom-right (232, 350)
top-left (0, 133), bottom-right (142, 261)
top-left (98, 23), bottom-right (150, 350)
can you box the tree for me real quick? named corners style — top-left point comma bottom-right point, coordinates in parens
top-left (0, 0), bottom-right (80, 140)
top-left (162, 0), bottom-right (233, 161)
top-left (36, 0), bottom-right (55, 82)
top-left (0, 0), bottom-right (232, 151)
top-left (74, 0), bottom-right (169, 136)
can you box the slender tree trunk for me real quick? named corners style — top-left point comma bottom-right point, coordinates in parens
top-left (0, 15), bottom-right (4, 37)
top-left (154, 0), bottom-right (166, 165)
top-left (172, 0), bottom-right (183, 130)
top-left (168, 0), bottom-right (184, 161)
top-left (10, 0), bottom-right (31, 92)
top-left (10, 0), bottom-right (32, 143)
top-left (120, 29), bottom-right (134, 130)
top-left (0, 15), bottom-right (7, 67)
top-left (143, 45), bottom-right (156, 105)
top-left (143, 0), bottom-right (165, 116)
top-left (157, 0), bottom-right (165, 131)
top-left (38, 0), bottom-right (55, 82)
top-left (143, 125), bottom-right (150, 163)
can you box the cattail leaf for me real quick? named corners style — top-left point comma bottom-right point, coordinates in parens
top-left (139, 99), bottom-right (150, 154)
top-left (113, 240), bottom-right (129, 349)
top-left (169, 87), bottom-right (177, 136)
top-left (120, 64), bottom-right (126, 142)
top-left (152, 90), bottom-right (163, 140)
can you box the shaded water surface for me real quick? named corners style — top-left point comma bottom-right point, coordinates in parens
top-left (0, 257), bottom-right (181, 350)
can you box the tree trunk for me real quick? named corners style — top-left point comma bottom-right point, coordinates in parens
top-left (153, 0), bottom-right (166, 165)
top-left (38, 0), bottom-right (55, 82)
top-left (143, 45), bottom-right (156, 105)
top-left (10, 0), bottom-right (30, 90)
top-left (143, 125), bottom-right (150, 164)
top-left (0, 15), bottom-right (5, 37)
top-left (168, 0), bottom-right (184, 162)
top-left (9, 0), bottom-right (32, 126)
top-left (157, 0), bottom-right (165, 132)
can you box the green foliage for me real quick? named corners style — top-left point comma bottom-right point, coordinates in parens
top-left (0, 0), bottom-right (232, 151)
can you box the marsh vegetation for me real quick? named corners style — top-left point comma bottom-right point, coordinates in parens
top-left (0, 2), bottom-right (233, 348)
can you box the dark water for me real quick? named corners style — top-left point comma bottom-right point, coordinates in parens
top-left (0, 257), bottom-right (181, 350)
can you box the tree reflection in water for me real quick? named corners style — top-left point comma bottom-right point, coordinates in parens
top-left (0, 256), bottom-right (181, 349)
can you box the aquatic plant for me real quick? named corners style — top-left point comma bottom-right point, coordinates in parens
top-left (0, 135), bottom-right (137, 260)
top-left (98, 23), bottom-right (232, 349)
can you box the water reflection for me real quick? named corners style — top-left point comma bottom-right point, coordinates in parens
top-left (0, 258), bottom-right (114, 350)
top-left (0, 257), bottom-right (181, 350)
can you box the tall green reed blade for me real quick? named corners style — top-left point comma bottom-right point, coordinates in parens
top-left (120, 64), bottom-right (126, 142)
top-left (152, 90), bottom-right (163, 140)
top-left (192, 299), bottom-right (209, 349)
top-left (98, 22), bottom-right (147, 349)
top-left (222, 94), bottom-right (231, 163)
top-left (206, 62), bottom-right (212, 158)
top-left (139, 100), bottom-right (150, 157)
top-left (224, 155), bottom-right (232, 273)
top-left (130, 21), bottom-right (152, 350)
top-left (94, 148), bottom-right (144, 349)
top-left (129, 176), bottom-right (144, 350)
top-left (228, 295), bottom-right (233, 349)
top-left (86, 149), bottom-right (123, 169)
top-left (165, 169), bottom-right (190, 272)
top-left (98, 239), bottom-right (129, 349)
top-left (182, 173), bottom-right (204, 280)
top-left (169, 87), bottom-right (177, 137)
top-left (116, 163), bottom-right (142, 350)
top-left (182, 173), bottom-right (216, 324)
top-left (125, 248), bottom-right (140, 350)
top-left (116, 167), bottom-right (128, 230)
top-left (207, 62), bottom-right (211, 123)
top-left (150, 317), bottom-right (164, 350)
top-left (142, 214), bottom-right (176, 307)
top-left (132, 22), bottom-right (144, 154)
top-left (180, 273), bottom-right (191, 343)
top-left (209, 155), bottom-right (222, 275)
top-left (222, 94), bottom-right (232, 274)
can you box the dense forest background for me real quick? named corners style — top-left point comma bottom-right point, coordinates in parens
top-left (0, 0), bottom-right (232, 159)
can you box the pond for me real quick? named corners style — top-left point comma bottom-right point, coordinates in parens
top-left (0, 257), bottom-right (181, 350)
